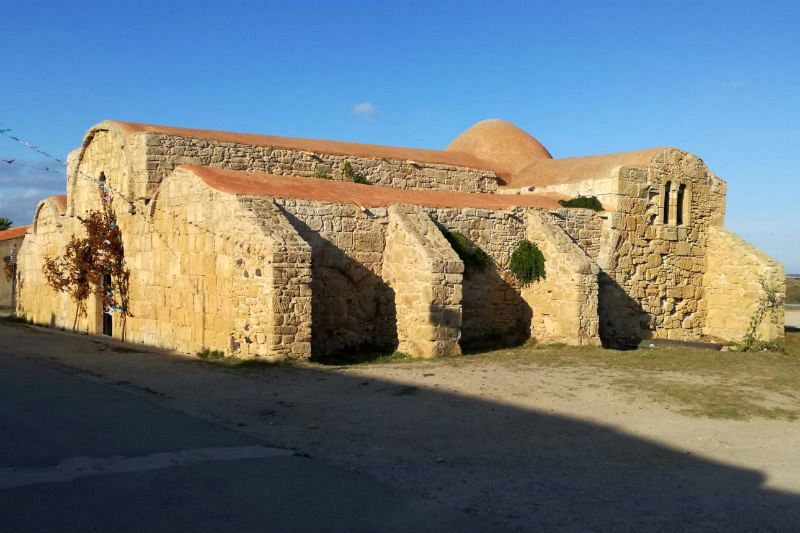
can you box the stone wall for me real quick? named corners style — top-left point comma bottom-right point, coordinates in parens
top-left (121, 169), bottom-right (312, 360)
top-left (273, 199), bottom-right (394, 357)
top-left (16, 200), bottom-right (76, 329)
top-left (427, 207), bottom-right (532, 349)
top-left (0, 235), bottom-right (25, 314)
top-left (523, 210), bottom-right (600, 345)
top-left (137, 133), bottom-right (499, 198)
top-left (383, 206), bottom-right (463, 358)
top-left (548, 207), bottom-right (603, 259)
top-left (67, 128), bottom-right (149, 216)
top-left (595, 149), bottom-right (729, 346)
top-left (703, 227), bottom-right (784, 342)
top-left (534, 176), bottom-right (620, 210)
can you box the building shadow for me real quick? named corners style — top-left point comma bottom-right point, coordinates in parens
top-left (231, 361), bottom-right (800, 532)
top-left (2, 323), bottom-right (800, 532)
top-left (460, 264), bottom-right (532, 353)
top-left (598, 272), bottom-right (652, 349)
top-left (279, 212), bottom-right (398, 363)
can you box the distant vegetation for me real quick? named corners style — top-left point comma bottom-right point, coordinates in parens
top-left (787, 277), bottom-right (800, 305)
top-left (558, 195), bottom-right (604, 212)
top-left (0, 217), bottom-right (12, 231)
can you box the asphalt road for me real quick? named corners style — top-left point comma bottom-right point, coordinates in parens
top-left (0, 349), bottom-right (503, 533)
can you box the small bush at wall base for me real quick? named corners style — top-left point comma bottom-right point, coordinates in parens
top-left (441, 229), bottom-right (490, 274)
top-left (510, 240), bottom-right (546, 286)
top-left (197, 348), bottom-right (226, 360)
top-left (314, 171), bottom-right (332, 180)
top-left (343, 162), bottom-right (371, 185)
top-left (558, 195), bottom-right (604, 212)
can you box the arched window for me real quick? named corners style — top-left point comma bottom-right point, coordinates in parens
top-left (663, 181), bottom-right (672, 224)
top-left (676, 184), bottom-right (686, 225)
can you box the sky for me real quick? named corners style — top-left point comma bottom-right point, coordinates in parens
top-left (1, 0), bottom-right (798, 271)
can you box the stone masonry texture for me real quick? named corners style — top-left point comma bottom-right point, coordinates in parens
top-left (13, 121), bottom-right (784, 360)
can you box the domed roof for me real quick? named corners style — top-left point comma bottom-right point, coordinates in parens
top-left (444, 119), bottom-right (552, 176)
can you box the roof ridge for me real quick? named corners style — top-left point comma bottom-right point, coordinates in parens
top-left (175, 164), bottom-right (567, 211)
top-left (102, 121), bottom-right (497, 172)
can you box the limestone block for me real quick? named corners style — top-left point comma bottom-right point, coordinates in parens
top-left (383, 205), bottom-right (463, 358)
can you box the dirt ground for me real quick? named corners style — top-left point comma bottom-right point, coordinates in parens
top-left (2, 321), bottom-right (799, 532)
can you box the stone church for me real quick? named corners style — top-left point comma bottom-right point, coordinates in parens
top-left (9, 119), bottom-right (784, 359)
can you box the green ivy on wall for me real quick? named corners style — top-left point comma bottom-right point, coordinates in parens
top-left (441, 229), bottom-right (490, 274)
top-left (510, 240), bottom-right (546, 286)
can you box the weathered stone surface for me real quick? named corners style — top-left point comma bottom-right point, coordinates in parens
top-left (383, 206), bottom-right (463, 358)
top-left (523, 210), bottom-right (601, 346)
top-left (13, 124), bottom-right (784, 360)
top-left (703, 227), bottom-right (784, 342)
top-left (0, 231), bottom-right (27, 315)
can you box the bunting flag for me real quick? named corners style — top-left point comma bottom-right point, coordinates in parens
top-left (0, 126), bottom-right (133, 230)
top-left (0, 125), bottom-right (141, 218)
top-left (0, 158), bottom-right (64, 176)
top-left (0, 128), bottom-right (66, 164)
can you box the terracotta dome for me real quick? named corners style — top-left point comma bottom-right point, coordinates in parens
top-left (444, 119), bottom-right (552, 176)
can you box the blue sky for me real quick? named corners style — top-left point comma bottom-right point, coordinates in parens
top-left (1, 0), bottom-right (798, 271)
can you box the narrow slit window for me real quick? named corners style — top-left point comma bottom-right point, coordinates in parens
top-left (676, 184), bottom-right (686, 225)
top-left (663, 181), bottom-right (672, 224)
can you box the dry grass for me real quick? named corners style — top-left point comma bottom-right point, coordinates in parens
top-left (418, 332), bottom-right (800, 420)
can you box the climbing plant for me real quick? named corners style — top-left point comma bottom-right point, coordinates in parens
top-left (3, 256), bottom-right (13, 282)
top-left (343, 162), bottom-right (371, 185)
top-left (441, 229), bottom-right (490, 274)
top-left (314, 170), bottom-right (332, 180)
top-left (509, 240), bottom-right (546, 286)
top-left (740, 278), bottom-right (784, 352)
top-left (42, 186), bottom-right (131, 334)
top-left (558, 195), bottom-right (604, 212)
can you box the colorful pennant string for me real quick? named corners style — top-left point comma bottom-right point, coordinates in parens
top-left (0, 126), bottom-right (142, 218)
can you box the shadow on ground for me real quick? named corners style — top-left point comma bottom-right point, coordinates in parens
top-left (1, 321), bottom-right (799, 532)
top-left (233, 367), bottom-right (800, 532)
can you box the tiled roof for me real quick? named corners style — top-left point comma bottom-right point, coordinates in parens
top-left (0, 225), bottom-right (30, 241)
top-left (180, 165), bottom-right (567, 210)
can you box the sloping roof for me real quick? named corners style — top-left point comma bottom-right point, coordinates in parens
top-left (104, 121), bottom-right (495, 172)
top-left (49, 195), bottom-right (67, 214)
top-left (0, 225), bottom-right (30, 241)
top-left (180, 165), bottom-right (566, 210)
top-left (98, 119), bottom-right (670, 190)
top-left (506, 148), bottom-right (668, 188)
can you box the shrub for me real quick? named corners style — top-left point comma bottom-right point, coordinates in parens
top-left (441, 229), bottom-right (490, 274)
top-left (197, 348), bottom-right (226, 359)
top-left (42, 186), bottom-right (131, 333)
top-left (510, 240), bottom-right (546, 286)
top-left (343, 162), bottom-right (370, 185)
top-left (740, 278), bottom-right (784, 352)
top-left (314, 171), bottom-right (332, 180)
top-left (558, 195), bottom-right (604, 212)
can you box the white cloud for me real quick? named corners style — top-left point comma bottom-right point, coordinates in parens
top-left (352, 102), bottom-right (378, 119)
top-left (0, 160), bottom-right (66, 227)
